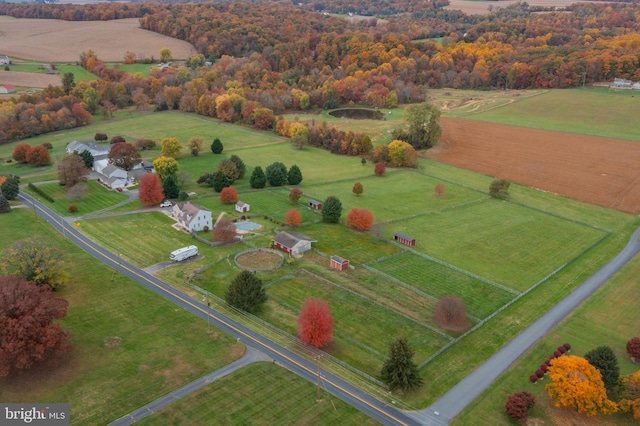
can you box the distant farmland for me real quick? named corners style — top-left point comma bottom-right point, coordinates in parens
top-left (0, 16), bottom-right (196, 63)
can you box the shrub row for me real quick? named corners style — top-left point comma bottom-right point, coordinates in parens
top-left (530, 343), bottom-right (571, 383)
top-left (28, 183), bottom-right (54, 203)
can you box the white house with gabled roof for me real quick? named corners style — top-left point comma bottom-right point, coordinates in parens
top-left (172, 202), bottom-right (213, 232)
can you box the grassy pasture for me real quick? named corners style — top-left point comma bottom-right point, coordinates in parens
top-left (390, 199), bottom-right (609, 291)
top-left (468, 88), bottom-right (640, 140)
top-left (453, 253), bottom-right (640, 426)
top-left (301, 170), bottom-right (485, 222)
top-left (24, 180), bottom-right (129, 216)
top-left (136, 362), bottom-right (379, 426)
top-left (0, 209), bottom-right (243, 425)
top-left (371, 252), bottom-right (515, 320)
top-left (263, 270), bottom-right (450, 374)
top-left (106, 63), bottom-right (153, 76)
top-left (56, 64), bottom-right (99, 82)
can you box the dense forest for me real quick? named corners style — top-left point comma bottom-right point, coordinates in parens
top-left (1, 0), bottom-right (639, 142)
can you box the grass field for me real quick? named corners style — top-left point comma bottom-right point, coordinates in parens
top-left (56, 64), bottom-right (99, 82)
top-left (136, 362), bottom-right (379, 426)
top-left (106, 63), bottom-right (153, 76)
top-left (0, 209), bottom-right (244, 425)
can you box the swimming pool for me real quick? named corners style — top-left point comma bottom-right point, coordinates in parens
top-left (235, 221), bottom-right (261, 232)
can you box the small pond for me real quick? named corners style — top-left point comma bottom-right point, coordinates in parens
top-left (328, 108), bottom-right (386, 120)
top-left (235, 221), bottom-right (262, 232)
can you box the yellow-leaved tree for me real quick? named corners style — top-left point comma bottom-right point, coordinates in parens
top-left (545, 355), bottom-right (617, 416)
top-left (387, 140), bottom-right (417, 168)
top-left (152, 156), bottom-right (179, 181)
top-left (160, 137), bottom-right (183, 158)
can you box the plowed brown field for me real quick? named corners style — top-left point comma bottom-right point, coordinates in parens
top-left (446, 0), bottom-right (604, 15)
top-left (427, 117), bottom-right (640, 215)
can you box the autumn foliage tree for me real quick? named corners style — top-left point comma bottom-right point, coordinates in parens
top-left (380, 337), bottom-right (423, 392)
top-left (26, 145), bottom-right (51, 166)
top-left (435, 295), bottom-right (467, 331)
top-left (0, 276), bottom-right (72, 377)
top-left (288, 188), bottom-right (303, 203)
top-left (505, 391), bottom-right (536, 423)
top-left (153, 156), bottom-right (179, 181)
top-left (285, 209), bottom-right (302, 226)
top-left (298, 298), bottom-right (333, 348)
top-left (1, 237), bottom-right (69, 290)
top-left (57, 154), bottom-right (89, 186)
top-left (435, 183), bottom-right (445, 198)
top-left (213, 219), bottom-right (237, 242)
top-left (374, 162), bottom-right (386, 176)
top-left (546, 355), bottom-right (617, 416)
top-left (12, 143), bottom-right (31, 163)
top-left (619, 371), bottom-right (640, 419)
top-left (352, 182), bottom-right (364, 196)
top-left (220, 187), bottom-right (238, 204)
top-left (627, 337), bottom-right (640, 361)
top-left (346, 208), bottom-right (373, 231)
top-left (138, 173), bottom-right (164, 205)
top-left (161, 137), bottom-right (183, 158)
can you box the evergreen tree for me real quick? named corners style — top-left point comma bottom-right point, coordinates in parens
top-left (1, 177), bottom-right (20, 200)
top-left (229, 155), bottom-right (246, 179)
top-left (322, 196), bottom-right (342, 223)
top-left (265, 162), bottom-right (287, 186)
top-left (250, 166), bottom-right (267, 189)
top-left (162, 175), bottom-right (180, 199)
top-left (211, 138), bottom-right (224, 154)
top-left (380, 338), bottom-right (423, 392)
top-left (77, 150), bottom-right (94, 168)
top-left (287, 164), bottom-right (303, 185)
top-left (212, 171), bottom-right (230, 193)
top-left (585, 346), bottom-right (620, 393)
top-left (0, 194), bottom-right (10, 213)
top-left (225, 271), bottom-right (267, 313)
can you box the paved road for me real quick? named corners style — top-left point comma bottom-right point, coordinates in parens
top-left (17, 193), bottom-right (640, 425)
top-left (412, 226), bottom-right (640, 425)
top-left (109, 347), bottom-right (273, 426)
top-left (18, 193), bottom-right (418, 426)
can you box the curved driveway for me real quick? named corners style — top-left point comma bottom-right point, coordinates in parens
top-left (17, 193), bottom-right (640, 425)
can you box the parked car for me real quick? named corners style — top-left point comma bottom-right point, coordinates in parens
top-left (160, 200), bottom-right (173, 208)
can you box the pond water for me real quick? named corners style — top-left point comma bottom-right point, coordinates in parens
top-left (235, 221), bottom-right (261, 232)
top-left (328, 108), bottom-right (385, 120)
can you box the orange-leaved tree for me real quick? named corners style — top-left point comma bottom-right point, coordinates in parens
top-left (139, 173), bottom-right (164, 205)
top-left (220, 187), bottom-right (238, 204)
top-left (297, 298), bottom-right (333, 348)
top-left (346, 208), bottom-right (373, 231)
top-left (285, 209), bottom-right (302, 226)
top-left (546, 355), bottom-right (617, 416)
top-left (619, 370), bottom-right (640, 419)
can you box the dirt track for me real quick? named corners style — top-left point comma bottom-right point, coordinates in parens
top-left (427, 117), bottom-right (640, 215)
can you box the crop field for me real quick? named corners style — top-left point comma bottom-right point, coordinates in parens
top-left (445, 0), bottom-right (585, 15)
top-left (0, 17), bottom-right (196, 63)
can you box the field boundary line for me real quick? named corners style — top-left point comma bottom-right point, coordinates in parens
top-left (301, 269), bottom-right (453, 340)
top-left (507, 199), bottom-right (612, 233)
top-left (378, 197), bottom-right (487, 225)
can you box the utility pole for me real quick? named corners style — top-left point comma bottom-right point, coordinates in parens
top-left (207, 300), bottom-right (211, 333)
top-left (316, 355), bottom-right (322, 402)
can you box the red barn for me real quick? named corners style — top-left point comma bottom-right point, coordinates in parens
top-left (330, 255), bottom-right (349, 271)
top-left (308, 199), bottom-right (323, 209)
top-left (272, 231), bottom-right (316, 256)
top-left (393, 232), bottom-right (416, 247)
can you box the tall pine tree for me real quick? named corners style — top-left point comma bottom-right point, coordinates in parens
top-left (225, 271), bottom-right (267, 313)
top-left (380, 337), bottom-right (423, 392)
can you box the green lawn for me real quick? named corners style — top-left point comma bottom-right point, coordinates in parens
top-left (56, 64), bottom-right (99, 82)
top-left (137, 362), bottom-right (380, 426)
top-left (453, 249), bottom-right (640, 426)
top-left (390, 199), bottom-right (609, 291)
top-left (0, 209), bottom-right (244, 425)
top-left (106, 63), bottom-right (153, 76)
top-left (24, 180), bottom-right (129, 216)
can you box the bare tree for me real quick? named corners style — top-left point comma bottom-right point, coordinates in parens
top-left (435, 295), bottom-right (467, 331)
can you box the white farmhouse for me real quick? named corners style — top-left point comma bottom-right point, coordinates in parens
top-left (172, 202), bottom-right (213, 232)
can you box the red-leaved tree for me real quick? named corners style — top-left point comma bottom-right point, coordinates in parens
top-left (12, 143), bottom-right (31, 163)
top-left (298, 298), bottom-right (333, 348)
top-left (108, 142), bottom-right (141, 171)
top-left (0, 276), bottom-right (72, 377)
top-left (374, 162), bottom-right (386, 176)
top-left (26, 145), bottom-right (51, 166)
top-left (139, 173), bottom-right (164, 205)
top-left (213, 219), bottom-right (237, 242)
top-left (352, 182), bottom-right (364, 196)
top-left (435, 183), bottom-right (445, 197)
top-left (285, 209), bottom-right (302, 226)
top-left (220, 187), bottom-right (238, 204)
top-left (627, 337), bottom-right (640, 361)
top-left (289, 188), bottom-right (303, 203)
top-left (346, 208), bottom-right (373, 231)
top-left (505, 391), bottom-right (536, 423)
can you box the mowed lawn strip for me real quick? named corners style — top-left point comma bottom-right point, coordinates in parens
top-left (0, 209), bottom-right (243, 425)
top-left (371, 252), bottom-right (515, 319)
top-left (136, 362), bottom-right (380, 426)
top-left (265, 270), bottom-right (450, 373)
top-left (24, 180), bottom-right (129, 216)
top-left (391, 199), bottom-right (609, 291)
top-left (453, 250), bottom-right (640, 426)
top-left (302, 170), bottom-right (485, 222)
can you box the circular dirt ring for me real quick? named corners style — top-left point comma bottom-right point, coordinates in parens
top-left (234, 248), bottom-right (284, 272)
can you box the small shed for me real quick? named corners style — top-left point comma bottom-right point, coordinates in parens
top-left (308, 199), bottom-right (323, 210)
top-left (235, 201), bottom-right (250, 213)
top-left (393, 232), bottom-right (416, 247)
top-left (330, 255), bottom-right (349, 271)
